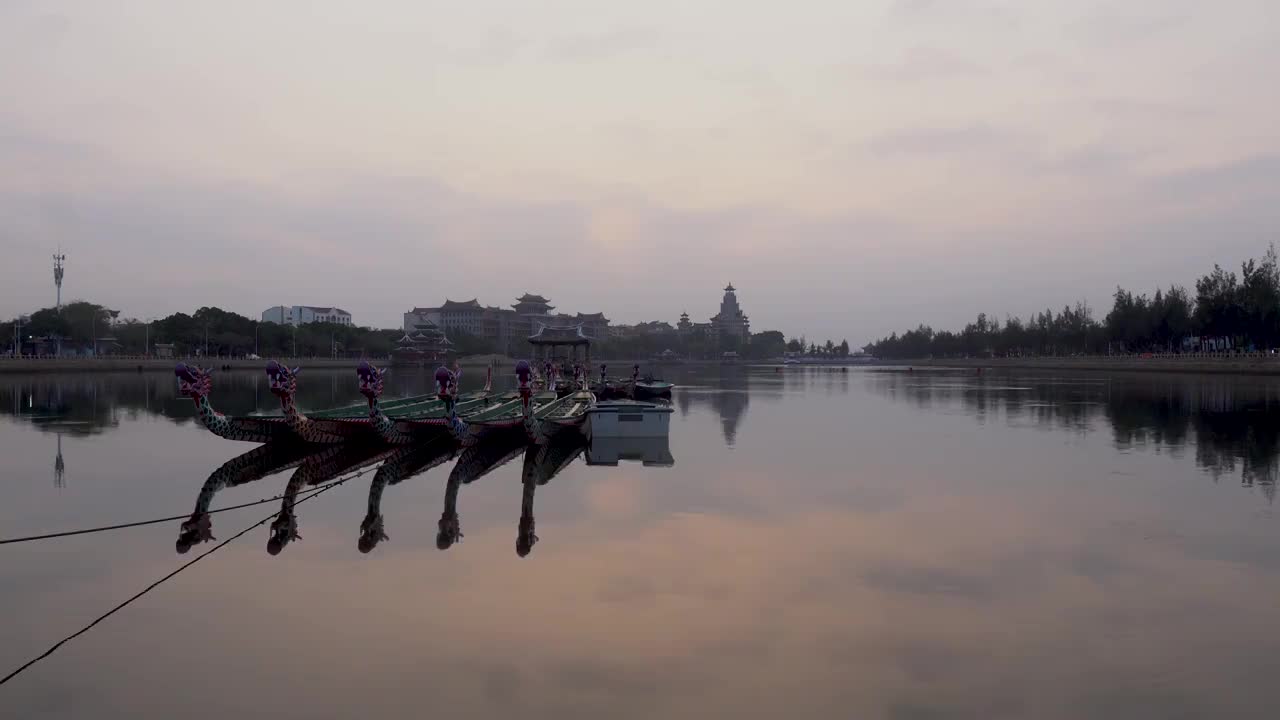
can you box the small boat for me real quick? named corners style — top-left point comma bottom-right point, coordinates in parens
top-left (587, 399), bottom-right (673, 438)
top-left (633, 375), bottom-right (674, 399)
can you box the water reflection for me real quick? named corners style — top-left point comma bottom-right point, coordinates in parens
top-left (54, 434), bottom-right (65, 488)
top-left (870, 370), bottom-right (1280, 501)
top-left (267, 443), bottom-right (396, 555)
top-left (177, 442), bottom-right (319, 552)
top-left (677, 370), bottom-right (751, 446)
top-left (358, 438), bottom-right (459, 553)
top-left (438, 429), bottom-right (529, 550)
top-left (518, 434), bottom-right (589, 557)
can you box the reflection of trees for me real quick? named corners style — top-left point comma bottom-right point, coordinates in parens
top-left (866, 371), bottom-right (1102, 433)
top-left (869, 370), bottom-right (1279, 502)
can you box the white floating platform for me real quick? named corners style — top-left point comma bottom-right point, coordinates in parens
top-left (587, 400), bottom-right (673, 438)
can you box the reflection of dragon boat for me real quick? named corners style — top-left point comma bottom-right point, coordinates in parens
top-left (436, 429), bottom-right (529, 550)
top-left (517, 433), bottom-right (588, 557)
top-left (176, 441), bottom-right (326, 552)
top-left (266, 441), bottom-right (397, 555)
top-left (357, 437), bottom-right (459, 553)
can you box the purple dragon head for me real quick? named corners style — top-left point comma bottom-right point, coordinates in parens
top-left (515, 360), bottom-right (532, 385)
top-left (175, 363), bottom-right (212, 400)
top-left (266, 361), bottom-right (299, 399)
top-left (434, 366), bottom-right (455, 398)
top-left (357, 361), bottom-right (384, 402)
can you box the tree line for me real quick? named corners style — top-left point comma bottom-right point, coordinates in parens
top-left (865, 245), bottom-right (1280, 359)
top-left (3, 303), bottom-right (401, 358)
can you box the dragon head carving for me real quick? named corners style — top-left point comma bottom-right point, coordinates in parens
top-left (266, 361), bottom-right (300, 404)
top-left (434, 366), bottom-right (456, 400)
top-left (357, 361), bottom-right (385, 408)
top-left (174, 363), bottom-right (213, 402)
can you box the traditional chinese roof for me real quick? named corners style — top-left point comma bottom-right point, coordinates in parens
top-left (528, 324), bottom-right (591, 345)
top-left (517, 293), bottom-right (550, 303)
top-left (576, 312), bottom-right (608, 322)
top-left (724, 283), bottom-right (736, 292)
top-left (440, 299), bottom-right (482, 311)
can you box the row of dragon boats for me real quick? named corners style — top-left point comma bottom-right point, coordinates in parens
top-left (174, 360), bottom-right (676, 557)
top-left (174, 359), bottom-right (673, 447)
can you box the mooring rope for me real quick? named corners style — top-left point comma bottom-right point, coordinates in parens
top-left (0, 467), bottom-right (363, 687)
top-left (0, 467), bottom-right (378, 545)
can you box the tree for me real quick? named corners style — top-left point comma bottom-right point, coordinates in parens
top-left (749, 330), bottom-right (786, 359)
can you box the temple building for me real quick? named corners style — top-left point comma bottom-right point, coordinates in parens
top-left (405, 293), bottom-right (609, 355)
top-left (391, 319), bottom-right (453, 365)
top-left (710, 284), bottom-right (750, 343)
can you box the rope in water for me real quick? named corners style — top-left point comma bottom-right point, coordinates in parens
top-left (0, 467), bottom-right (378, 545)
top-left (0, 467), bottom-right (364, 687)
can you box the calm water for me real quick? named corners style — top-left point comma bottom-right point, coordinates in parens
top-left (1, 366), bottom-right (1278, 718)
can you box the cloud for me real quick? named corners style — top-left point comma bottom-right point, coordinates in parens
top-left (860, 124), bottom-right (1034, 158)
top-left (544, 27), bottom-right (664, 62)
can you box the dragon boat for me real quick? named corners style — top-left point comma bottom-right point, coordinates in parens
top-left (175, 362), bottom-right (297, 444)
top-left (178, 360), bottom-right (502, 445)
top-left (354, 362), bottom-right (497, 444)
top-left (177, 361), bottom-right (371, 444)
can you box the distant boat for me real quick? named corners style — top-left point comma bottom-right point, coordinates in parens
top-left (633, 376), bottom-right (674, 399)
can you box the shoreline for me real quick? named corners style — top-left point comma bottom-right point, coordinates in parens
top-left (881, 356), bottom-right (1280, 377)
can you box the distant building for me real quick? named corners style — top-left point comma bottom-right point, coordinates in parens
top-left (710, 284), bottom-right (750, 343)
top-left (406, 293), bottom-right (608, 355)
top-left (392, 319), bottom-right (453, 365)
top-left (262, 305), bottom-right (353, 327)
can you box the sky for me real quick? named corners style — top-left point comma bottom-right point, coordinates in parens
top-left (1, 0), bottom-right (1277, 344)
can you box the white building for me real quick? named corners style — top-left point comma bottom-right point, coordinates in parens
top-left (262, 305), bottom-right (353, 327)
